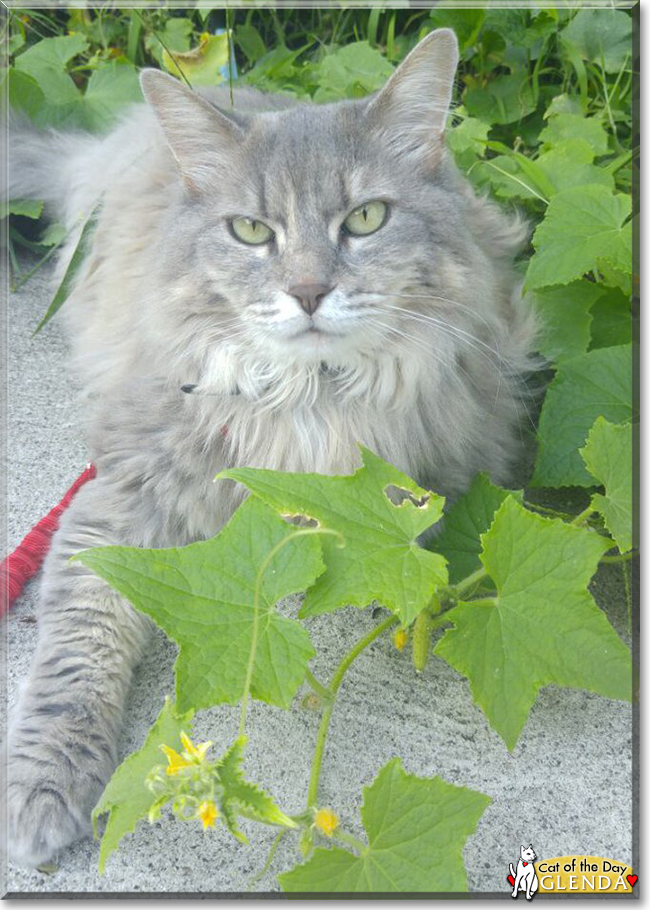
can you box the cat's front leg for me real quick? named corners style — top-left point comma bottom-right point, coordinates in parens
top-left (3, 479), bottom-right (151, 867)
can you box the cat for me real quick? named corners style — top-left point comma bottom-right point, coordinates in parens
top-left (510, 844), bottom-right (539, 900)
top-left (4, 28), bottom-right (536, 867)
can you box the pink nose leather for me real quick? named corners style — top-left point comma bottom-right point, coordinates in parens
top-left (288, 283), bottom-right (334, 315)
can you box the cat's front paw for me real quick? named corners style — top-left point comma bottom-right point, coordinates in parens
top-left (2, 742), bottom-right (100, 867)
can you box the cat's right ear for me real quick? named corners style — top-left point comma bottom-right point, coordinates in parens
top-left (140, 69), bottom-right (243, 191)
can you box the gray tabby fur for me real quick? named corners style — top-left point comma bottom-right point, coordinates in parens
top-left (3, 29), bottom-right (536, 866)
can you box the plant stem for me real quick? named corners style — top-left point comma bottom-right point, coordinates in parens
top-left (464, 597), bottom-right (498, 608)
top-left (304, 668), bottom-right (332, 701)
top-left (245, 829), bottom-right (288, 892)
top-left (238, 527), bottom-right (343, 736)
top-left (454, 566), bottom-right (488, 599)
top-left (306, 615), bottom-right (397, 808)
top-left (11, 243), bottom-right (60, 293)
top-left (332, 829), bottom-right (368, 855)
top-left (622, 558), bottom-right (631, 632)
top-left (600, 550), bottom-right (635, 565)
top-left (571, 506), bottom-right (595, 526)
top-left (523, 500), bottom-right (574, 520)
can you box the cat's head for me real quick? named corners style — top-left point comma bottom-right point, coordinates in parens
top-left (139, 29), bottom-right (523, 396)
top-left (521, 845), bottom-right (537, 862)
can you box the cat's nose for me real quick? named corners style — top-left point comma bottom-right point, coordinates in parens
top-left (288, 283), bottom-right (334, 316)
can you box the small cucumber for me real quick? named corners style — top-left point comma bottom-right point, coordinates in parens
top-left (412, 609), bottom-right (432, 673)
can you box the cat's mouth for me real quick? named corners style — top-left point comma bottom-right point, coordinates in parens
top-left (292, 325), bottom-right (346, 341)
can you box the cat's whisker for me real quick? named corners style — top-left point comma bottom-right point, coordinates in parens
top-left (372, 311), bottom-right (516, 417)
top-left (372, 308), bottom-right (502, 383)
top-left (368, 289), bottom-right (502, 346)
top-left (372, 302), bottom-right (503, 366)
top-left (371, 318), bottom-right (484, 401)
top-left (371, 318), bottom-right (458, 381)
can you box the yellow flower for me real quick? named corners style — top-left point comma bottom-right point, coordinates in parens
top-left (393, 628), bottom-right (408, 651)
top-left (160, 744), bottom-right (191, 776)
top-left (314, 807), bottom-right (339, 837)
top-left (197, 800), bottom-right (219, 829)
top-left (160, 732), bottom-right (212, 775)
top-left (180, 731), bottom-right (213, 761)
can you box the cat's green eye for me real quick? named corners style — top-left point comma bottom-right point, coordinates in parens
top-left (343, 201), bottom-right (388, 237)
top-left (230, 216), bottom-right (274, 245)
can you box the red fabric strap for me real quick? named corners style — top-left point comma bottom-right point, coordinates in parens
top-left (0, 464), bottom-right (97, 618)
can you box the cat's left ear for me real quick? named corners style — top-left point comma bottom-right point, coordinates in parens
top-left (365, 28), bottom-right (458, 168)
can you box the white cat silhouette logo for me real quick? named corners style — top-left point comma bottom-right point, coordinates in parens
top-left (508, 844), bottom-right (539, 900)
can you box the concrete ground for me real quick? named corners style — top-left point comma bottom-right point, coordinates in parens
top-left (2, 262), bottom-right (635, 896)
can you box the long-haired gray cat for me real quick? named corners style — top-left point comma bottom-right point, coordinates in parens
top-left (4, 29), bottom-right (535, 866)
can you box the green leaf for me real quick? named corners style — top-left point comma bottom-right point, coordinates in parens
top-left (597, 260), bottom-right (633, 298)
top-left (313, 42), bottom-right (393, 102)
top-left (532, 344), bottom-right (633, 487)
top-left (435, 497), bottom-right (631, 749)
top-left (13, 34), bottom-right (86, 124)
top-left (241, 45), bottom-right (307, 93)
top-left (0, 199), bottom-right (43, 220)
top-left (7, 30), bottom-right (25, 56)
top-left (589, 287), bottom-right (632, 350)
top-left (33, 203), bottom-right (100, 335)
top-left (538, 112), bottom-right (609, 156)
top-left (528, 280), bottom-right (604, 362)
top-left (39, 222), bottom-right (67, 247)
top-left (81, 62), bottom-right (143, 130)
top-left (75, 496), bottom-right (322, 712)
top-left (279, 758), bottom-right (490, 893)
top-left (447, 116), bottom-right (490, 172)
top-left (580, 418), bottom-right (633, 553)
top-left (464, 74), bottom-right (536, 125)
top-left (222, 447), bottom-right (447, 625)
top-left (526, 186), bottom-right (632, 290)
top-left (472, 154), bottom-right (550, 203)
top-left (433, 473), bottom-right (521, 585)
top-left (6, 68), bottom-right (46, 121)
top-left (429, 9), bottom-right (486, 52)
top-left (535, 141), bottom-right (615, 195)
top-left (215, 736), bottom-right (297, 842)
top-left (14, 33), bottom-right (89, 72)
top-left (561, 8), bottom-right (632, 73)
top-left (93, 698), bottom-right (194, 874)
top-left (235, 24), bottom-right (266, 64)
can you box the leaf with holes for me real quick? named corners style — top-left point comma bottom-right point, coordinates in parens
top-left (581, 417), bottom-right (633, 553)
top-left (222, 447), bottom-right (447, 625)
top-left (75, 496), bottom-right (323, 712)
top-left (435, 497), bottom-right (631, 749)
top-left (279, 758), bottom-right (490, 892)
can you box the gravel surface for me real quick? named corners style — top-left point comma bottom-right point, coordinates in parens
top-left (2, 262), bottom-right (635, 897)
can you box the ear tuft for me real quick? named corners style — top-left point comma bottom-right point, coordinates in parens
top-left (366, 28), bottom-right (459, 167)
top-left (140, 68), bottom-right (243, 189)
